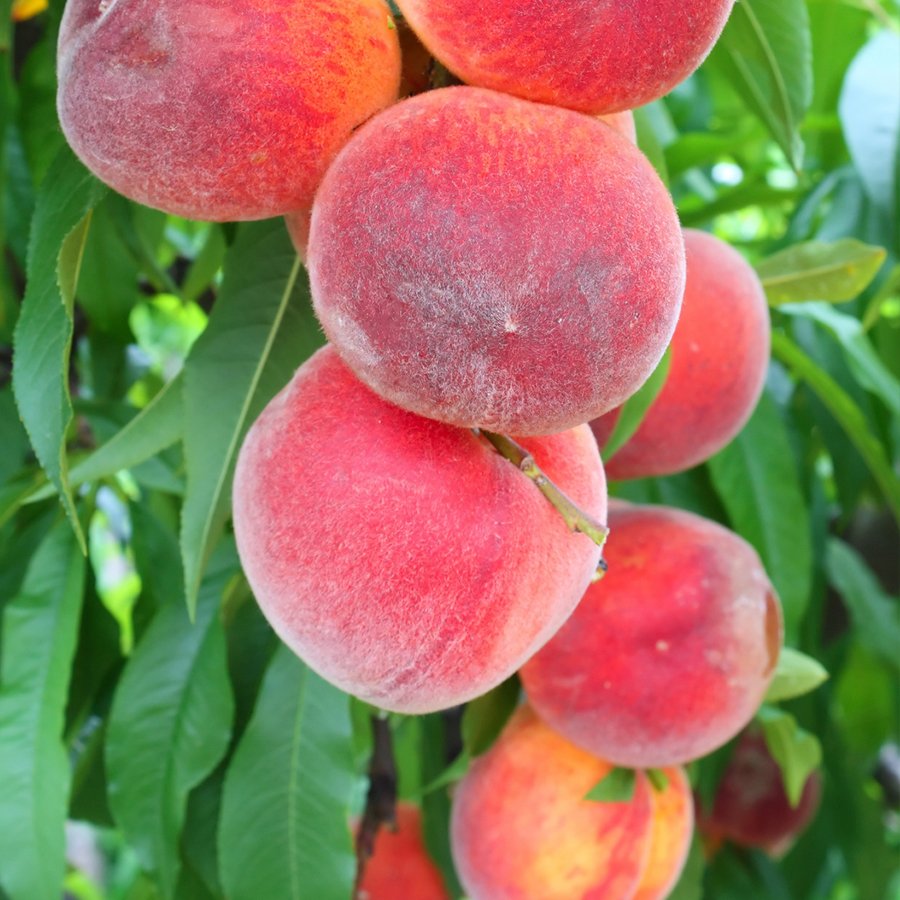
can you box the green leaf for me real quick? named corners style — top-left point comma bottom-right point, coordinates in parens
top-left (12, 147), bottom-right (108, 550)
top-left (755, 239), bottom-right (886, 305)
top-left (28, 374), bottom-right (183, 505)
top-left (0, 522), bottom-right (85, 900)
top-left (105, 550), bottom-right (235, 896)
top-left (601, 347), bottom-right (671, 461)
top-left (218, 645), bottom-right (356, 900)
top-left (757, 706), bottom-right (822, 807)
top-left (825, 538), bottom-right (900, 674)
top-left (772, 331), bottom-right (900, 524)
top-left (181, 220), bottom-right (322, 616)
top-left (646, 768), bottom-right (670, 793)
top-left (585, 767), bottom-right (636, 804)
top-left (710, 0), bottom-right (813, 169)
top-left (782, 302), bottom-right (900, 418)
top-left (764, 647), bottom-right (829, 702)
top-left (707, 390), bottom-right (812, 640)
top-left (461, 677), bottom-right (520, 758)
top-left (667, 836), bottom-right (705, 900)
top-left (839, 32), bottom-right (900, 220)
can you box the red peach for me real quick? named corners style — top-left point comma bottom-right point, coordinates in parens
top-left (591, 229), bottom-right (771, 479)
top-left (232, 346), bottom-right (606, 714)
top-left (633, 767), bottom-right (694, 900)
top-left (520, 503), bottom-right (783, 768)
top-left (451, 707), bottom-right (654, 900)
top-left (701, 730), bottom-right (821, 857)
top-left (308, 86), bottom-right (685, 436)
top-left (359, 803), bottom-right (448, 900)
top-left (599, 111), bottom-right (638, 145)
top-left (394, 0), bottom-right (735, 114)
top-left (57, 0), bottom-right (401, 222)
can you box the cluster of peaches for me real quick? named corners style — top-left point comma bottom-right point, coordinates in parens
top-left (56, 0), bottom-right (815, 897)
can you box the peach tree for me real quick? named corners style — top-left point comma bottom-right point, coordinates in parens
top-left (0, 0), bottom-right (898, 898)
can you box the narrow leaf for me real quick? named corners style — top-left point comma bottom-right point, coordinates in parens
top-left (825, 538), bottom-right (900, 674)
top-left (0, 523), bottom-right (85, 900)
top-left (764, 647), bottom-right (829, 702)
top-left (11, 147), bottom-right (107, 550)
top-left (710, 0), bottom-right (813, 169)
top-left (181, 220), bottom-right (322, 616)
top-left (585, 767), bottom-right (637, 804)
top-left (757, 706), bottom-right (822, 807)
top-left (756, 239), bottom-right (886, 305)
top-left (219, 646), bottom-right (356, 900)
top-left (839, 32), bottom-right (900, 218)
top-left (602, 347), bottom-right (671, 460)
top-left (782, 302), bottom-right (900, 417)
top-left (105, 552), bottom-right (235, 896)
top-left (708, 390), bottom-right (812, 640)
top-left (771, 331), bottom-right (900, 524)
top-left (461, 677), bottom-right (520, 758)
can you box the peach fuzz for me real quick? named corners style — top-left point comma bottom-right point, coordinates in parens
top-left (308, 86), bottom-right (685, 436)
top-left (232, 346), bottom-right (606, 714)
top-left (57, 0), bottom-right (400, 222)
top-left (520, 503), bottom-right (783, 768)
top-left (633, 767), bottom-right (694, 900)
top-left (394, 0), bottom-right (735, 114)
top-left (451, 707), bottom-right (654, 900)
top-left (700, 730), bottom-right (821, 857)
top-left (358, 803), bottom-right (448, 900)
top-left (592, 230), bottom-right (771, 479)
top-left (600, 111), bottom-right (638, 145)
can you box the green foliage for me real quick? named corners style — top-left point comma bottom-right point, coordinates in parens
top-left (585, 767), bottom-right (638, 804)
top-left (1, 1), bottom-right (898, 898)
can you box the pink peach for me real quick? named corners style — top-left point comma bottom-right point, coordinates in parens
top-left (520, 503), bottom-right (783, 768)
top-left (308, 86), bottom-right (685, 436)
top-left (232, 346), bottom-right (606, 714)
top-left (57, 0), bottom-right (401, 221)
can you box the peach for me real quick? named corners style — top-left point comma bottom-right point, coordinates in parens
top-left (394, 0), bottom-right (735, 114)
top-left (359, 803), bottom-right (448, 899)
top-left (232, 345), bottom-right (606, 714)
top-left (451, 707), bottom-right (654, 899)
top-left (634, 767), bottom-right (694, 900)
top-left (592, 229), bottom-right (771, 479)
top-left (700, 730), bottom-right (821, 857)
top-left (57, 0), bottom-right (401, 222)
top-left (600, 111), bottom-right (638, 145)
top-left (308, 86), bottom-right (685, 436)
top-left (520, 503), bottom-right (783, 768)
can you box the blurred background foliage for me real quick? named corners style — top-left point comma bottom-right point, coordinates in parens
top-left (0, 0), bottom-right (898, 898)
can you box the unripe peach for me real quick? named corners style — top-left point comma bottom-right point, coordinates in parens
top-left (232, 346), bottom-right (606, 714)
top-left (308, 86), bottom-right (685, 436)
top-left (451, 707), bottom-right (654, 900)
top-left (700, 730), bottom-right (821, 857)
top-left (634, 767), bottom-right (694, 900)
top-left (520, 503), bottom-right (783, 768)
top-left (592, 229), bottom-right (771, 479)
top-left (394, 0), bottom-right (735, 114)
top-left (57, 0), bottom-right (401, 222)
top-left (359, 803), bottom-right (448, 900)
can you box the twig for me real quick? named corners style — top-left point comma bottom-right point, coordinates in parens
top-left (479, 430), bottom-right (610, 550)
top-left (354, 714), bottom-right (397, 898)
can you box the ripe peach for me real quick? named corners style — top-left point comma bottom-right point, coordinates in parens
top-left (308, 86), bottom-right (685, 436)
top-left (451, 707), bottom-right (654, 899)
top-left (700, 730), bottom-right (821, 857)
top-left (520, 503), bottom-right (783, 768)
top-left (57, 0), bottom-right (401, 222)
top-left (359, 803), bottom-right (448, 900)
top-left (232, 346), bottom-right (606, 714)
top-left (591, 229), bottom-right (771, 479)
top-left (600, 111), bottom-right (638, 145)
top-left (634, 767), bottom-right (694, 900)
top-left (394, 0), bottom-right (735, 114)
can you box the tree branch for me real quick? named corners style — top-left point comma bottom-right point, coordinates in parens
top-left (479, 430), bottom-right (610, 553)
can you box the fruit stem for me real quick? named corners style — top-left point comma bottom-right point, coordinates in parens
top-left (479, 430), bottom-right (610, 551)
